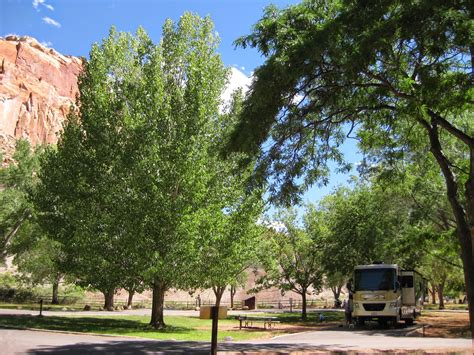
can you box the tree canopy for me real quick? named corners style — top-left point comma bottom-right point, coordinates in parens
top-left (33, 13), bottom-right (262, 327)
top-left (227, 0), bottom-right (473, 336)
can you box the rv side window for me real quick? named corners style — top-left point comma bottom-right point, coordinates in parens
top-left (401, 275), bottom-right (413, 288)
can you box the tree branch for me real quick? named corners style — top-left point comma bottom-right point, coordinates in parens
top-left (427, 110), bottom-right (474, 148)
top-left (417, 118), bottom-right (470, 246)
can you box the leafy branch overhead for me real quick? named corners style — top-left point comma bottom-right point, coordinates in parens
top-left (226, 0), bottom-right (473, 338)
top-left (228, 0), bottom-right (472, 206)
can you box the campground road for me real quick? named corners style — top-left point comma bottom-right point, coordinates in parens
top-left (0, 328), bottom-right (472, 354)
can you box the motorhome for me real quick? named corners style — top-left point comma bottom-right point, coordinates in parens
top-left (350, 263), bottom-right (424, 325)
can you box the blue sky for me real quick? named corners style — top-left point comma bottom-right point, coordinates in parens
top-left (1, 0), bottom-right (361, 209)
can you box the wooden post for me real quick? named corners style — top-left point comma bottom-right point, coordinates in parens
top-left (211, 306), bottom-right (219, 355)
top-left (289, 298), bottom-right (293, 313)
top-left (39, 299), bottom-right (43, 317)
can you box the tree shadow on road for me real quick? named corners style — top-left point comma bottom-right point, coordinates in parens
top-left (26, 340), bottom-right (356, 354)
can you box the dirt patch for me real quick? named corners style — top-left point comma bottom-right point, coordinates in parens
top-left (415, 311), bottom-right (471, 338)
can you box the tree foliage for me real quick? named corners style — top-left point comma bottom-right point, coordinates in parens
top-left (228, 0), bottom-right (473, 336)
top-left (257, 208), bottom-right (324, 320)
top-left (189, 92), bottom-right (264, 306)
top-left (0, 140), bottom-right (41, 260)
top-left (33, 13), bottom-right (260, 327)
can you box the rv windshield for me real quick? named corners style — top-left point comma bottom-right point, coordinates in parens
top-left (354, 268), bottom-right (396, 291)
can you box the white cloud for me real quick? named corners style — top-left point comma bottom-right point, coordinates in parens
top-left (257, 219), bottom-right (287, 233)
top-left (33, 0), bottom-right (54, 11)
top-left (42, 17), bottom-right (61, 28)
top-left (221, 67), bottom-right (252, 107)
top-left (40, 40), bottom-right (53, 47)
top-left (32, 0), bottom-right (45, 10)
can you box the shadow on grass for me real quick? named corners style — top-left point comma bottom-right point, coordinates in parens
top-left (24, 339), bottom-right (357, 354)
top-left (0, 315), bottom-right (189, 334)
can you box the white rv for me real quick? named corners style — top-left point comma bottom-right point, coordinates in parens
top-left (350, 263), bottom-right (425, 325)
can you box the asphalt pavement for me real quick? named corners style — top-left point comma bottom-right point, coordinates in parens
top-left (0, 308), bottom-right (472, 354)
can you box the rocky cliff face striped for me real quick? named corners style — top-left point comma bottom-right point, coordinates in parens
top-left (0, 35), bottom-right (82, 164)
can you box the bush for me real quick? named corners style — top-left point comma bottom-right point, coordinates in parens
top-left (0, 286), bottom-right (36, 303)
top-left (0, 272), bottom-right (19, 289)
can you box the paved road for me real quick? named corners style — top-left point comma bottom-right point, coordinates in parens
top-left (0, 308), bottom-right (471, 353)
top-left (1, 328), bottom-right (472, 354)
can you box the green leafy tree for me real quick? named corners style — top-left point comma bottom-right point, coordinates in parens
top-left (32, 29), bottom-right (155, 311)
top-left (257, 208), bottom-right (324, 320)
top-left (227, 0), bottom-right (474, 336)
top-left (0, 141), bottom-right (65, 304)
top-left (0, 140), bottom-right (40, 260)
top-left (189, 92), bottom-right (264, 307)
top-left (314, 185), bottom-right (412, 271)
top-left (420, 235), bottom-right (464, 310)
top-left (125, 14), bottom-right (229, 328)
top-left (372, 158), bottom-right (465, 308)
top-left (11, 234), bottom-right (64, 304)
top-left (191, 193), bottom-right (263, 307)
top-left (35, 14), bottom-right (236, 327)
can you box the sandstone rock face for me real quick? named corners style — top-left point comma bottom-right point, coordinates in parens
top-left (0, 35), bottom-right (82, 164)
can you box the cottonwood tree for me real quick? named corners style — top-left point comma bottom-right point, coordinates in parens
top-left (127, 14), bottom-right (230, 328)
top-left (257, 208), bottom-right (324, 320)
top-left (11, 233), bottom-right (64, 304)
top-left (314, 185), bottom-right (410, 269)
top-left (0, 140), bottom-right (39, 260)
top-left (189, 92), bottom-right (264, 307)
top-left (227, 0), bottom-right (474, 336)
top-left (191, 193), bottom-right (263, 307)
top-left (32, 29), bottom-right (153, 311)
top-left (0, 141), bottom-right (64, 303)
top-left (35, 15), bottom-right (235, 327)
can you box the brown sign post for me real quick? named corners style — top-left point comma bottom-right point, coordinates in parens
top-left (210, 306), bottom-right (219, 355)
top-left (200, 306), bottom-right (227, 354)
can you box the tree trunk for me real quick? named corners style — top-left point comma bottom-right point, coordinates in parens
top-left (301, 290), bottom-right (307, 320)
top-left (51, 273), bottom-right (61, 305)
top-left (331, 285), bottom-right (342, 308)
top-left (463, 148), bottom-right (474, 340)
top-left (127, 289), bottom-right (135, 309)
top-left (213, 286), bottom-right (226, 307)
top-left (149, 280), bottom-right (167, 328)
top-left (429, 286), bottom-right (437, 304)
top-left (437, 283), bottom-right (445, 310)
top-left (103, 289), bottom-right (115, 311)
top-left (230, 285), bottom-right (236, 309)
top-left (422, 117), bottom-right (474, 339)
top-left (458, 225), bottom-right (474, 340)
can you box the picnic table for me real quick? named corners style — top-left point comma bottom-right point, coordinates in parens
top-left (236, 315), bottom-right (280, 330)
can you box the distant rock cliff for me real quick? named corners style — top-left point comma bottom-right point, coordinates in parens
top-left (0, 36), bottom-right (82, 163)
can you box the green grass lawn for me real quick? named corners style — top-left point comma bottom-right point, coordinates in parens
top-left (0, 314), bottom-right (271, 341)
top-left (0, 311), bottom-right (344, 341)
top-left (0, 303), bottom-right (84, 311)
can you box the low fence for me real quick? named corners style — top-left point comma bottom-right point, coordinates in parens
top-left (0, 293), bottom-right (336, 311)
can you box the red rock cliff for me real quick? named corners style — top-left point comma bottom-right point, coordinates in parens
top-left (0, 35), bottom-right (82, 162)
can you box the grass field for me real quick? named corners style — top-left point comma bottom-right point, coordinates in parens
top-left (0, 314), bottom-right (274, 341)
top-left (0, 311), bottom-right (345, 341)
